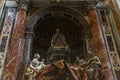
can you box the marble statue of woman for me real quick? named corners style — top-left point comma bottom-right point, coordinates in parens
top-left (30, 53), bottom-right (45, 71)
top-left (84, 51), bottom-right (103, 80)
top-left (25, 53), bottom-right (45, 80)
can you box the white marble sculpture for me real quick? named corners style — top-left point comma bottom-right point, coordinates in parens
top-left (25, 53), bottom-right (45, 80)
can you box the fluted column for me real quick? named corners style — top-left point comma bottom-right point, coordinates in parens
top-left (88, 9), bottom-right (114, 80)
top-left (3, 2), bottom-right (28, 80)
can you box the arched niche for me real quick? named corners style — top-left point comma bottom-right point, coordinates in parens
top-left (25, 4), bottom-right (92, 64)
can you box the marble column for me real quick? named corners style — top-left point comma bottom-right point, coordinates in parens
top-left (88, 9), bottom-right (114, 80)
top-left (23, 32), bottom-right (33, 67)
top-left (3, 6), bottom-right (27, 80)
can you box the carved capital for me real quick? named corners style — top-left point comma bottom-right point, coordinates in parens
top-left (86, 0), bottom-right (99, 11)
top-left (16, 0), bottom-right (30, 10)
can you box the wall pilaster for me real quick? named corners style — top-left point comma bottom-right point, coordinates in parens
top-left (88, 9), bottom-right (114, 80)
top-left (0, 7), bottom-right (17, 80)
top-left (3, 0), bottom-right (29, 80)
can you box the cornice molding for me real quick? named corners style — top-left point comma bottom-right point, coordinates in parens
top-left (30, 0), bottom-right (88, 7)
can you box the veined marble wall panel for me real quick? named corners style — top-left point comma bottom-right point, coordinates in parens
top-left (0, 8), bottom-right (17, 79)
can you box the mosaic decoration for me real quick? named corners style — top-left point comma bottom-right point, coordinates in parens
top-left (98, 9), bottom-right (120, 71)
top-left (0, 8), bottom-right (16, 79)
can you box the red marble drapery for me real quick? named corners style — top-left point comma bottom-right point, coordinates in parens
top-left (115, 71), bottom-right (120, 80)
top-left (88, 9), bottom-right (114, 80)
top-left (3, 8), bottom-right (27, 80)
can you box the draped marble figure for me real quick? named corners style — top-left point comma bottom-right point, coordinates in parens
top-left (25, 53), bottom-right (45, 80)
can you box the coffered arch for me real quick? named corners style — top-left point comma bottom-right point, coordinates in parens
top-left (26, 4), bottom-right (91, 36)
